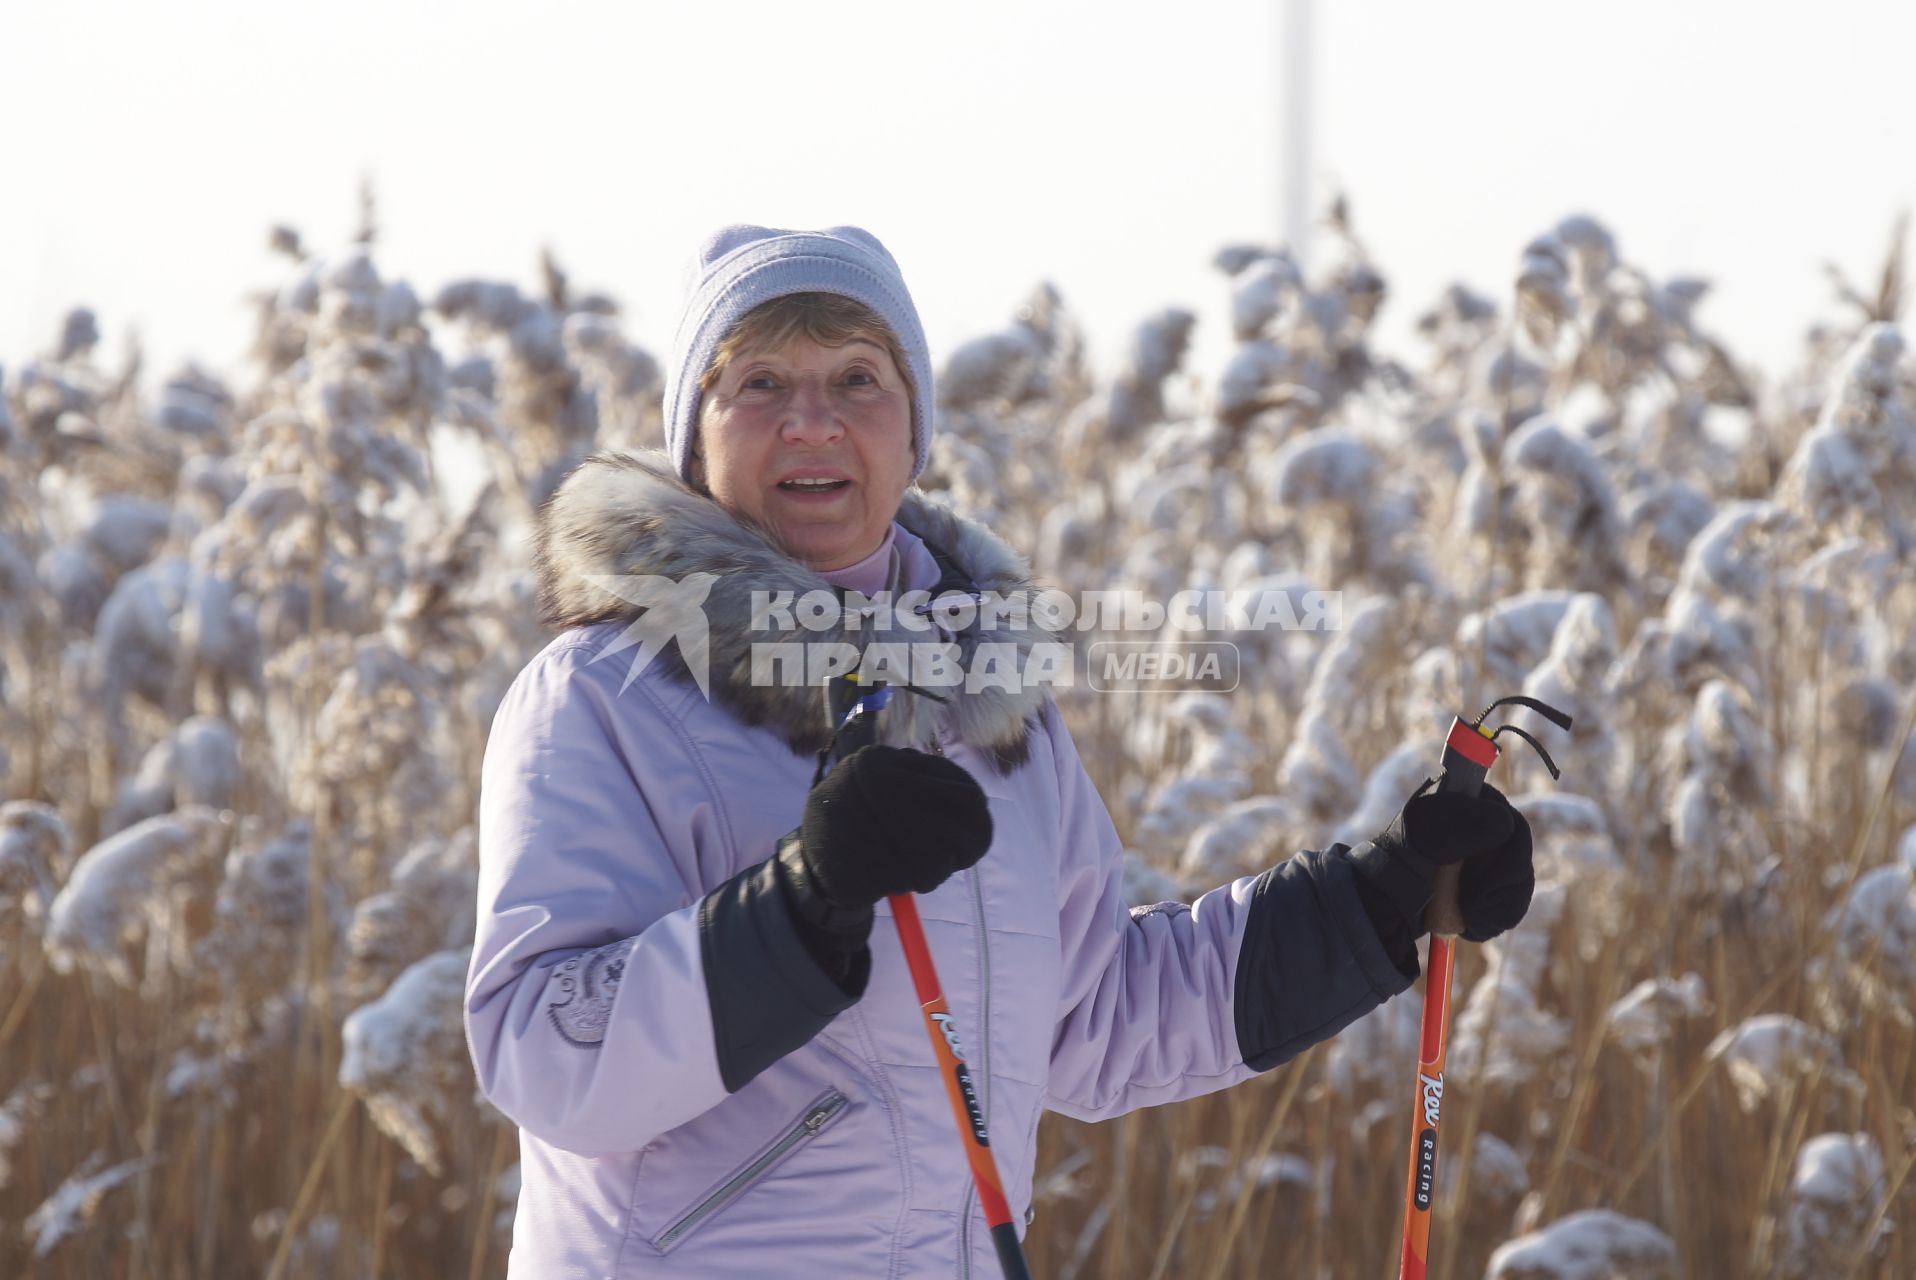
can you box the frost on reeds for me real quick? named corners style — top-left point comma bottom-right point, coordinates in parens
top-left (1484, 1207), bottom-right (1676, 1279)
top-left (939, 282), bottom-right (1075, 415)
top-left (1602, 973), bottom-right (1711, 1065)
top-left (23, 1153), bottom-right (154, 1259)
top-left (293, 635), bottom-right (453, 886)
top-left (193, 819), bottom-right (329, 1009)
top-left (1448, 886), bottom-right (1571, 1089)
top-left (1277, 598), bottom-right (1405, 825)
top-left (104, 714), bottom-right (238, 834)
top-left (1213, 250), bottom-right (1305, 432)
top-left (1778, 323), bottom-right (1916, 555)
top-left (1662, 679), bottom-right (1776, 895)
top-left (1178, 797), bottom-right (1296, 885)
top-left (1332, 742), bottom-right (1434, 849)
top-left (338, 947), bottom-right (474, 1176)
top-left (1059, 307), bottom-right (1196, 457)
top-left (344, 828), bottom-right (478, 1005)
top-left (1510, 791), bottom-right (1630, 958)
top-left (1322, 980), bottom-right (1421, 1100)
top-left (1809, 852), bottom-right (1916, 1025)
top-left (0, 1079), bottom-right (54, 1192)
top-left (1209, 207), bottom-right (1387, 443)
top-left (1616, 475), bottom-right (1715, 605)
top-left (1187, 1148), bottom-right (1316, 1217)
top-left (44, 807), bottom-right (230, 991)
top-left (1119, 849), bottom-right (1182, 909)
top-left (1132, 694), bottom-right (1260, 853)
top-left (1704, 1014), bottom-right (1863, 1113)
top-left (1515, 234), bottom-right (1575, 353)
top-left (1264, 430), bottom-right (1425, 586)
top-left (0, 801), bottom-right (71, 945)
top-left (156, 363), bottom-right (234, 441)
top-left (1446, 1132), bottom-right (1531, 1211)
top-left (1500, 417), bottom-right (1629, 596)
top-left (1656, 501), bottom-right (1787, 699)
top-left (1779, 1132), bottom-right (1893, 1277)
top-left (1456, 591), bottom-right (1575, 697)
top-left (1512, 214), bottom-right (1749, 419)
top-left (1515, 595), bottom-right (1617, 769)
top-left (1105, 308), bottom-right (1196, 445)
top-left (433, 272), bottom-right (604, 497)
top-left (561, 309), bottom-right (662, 456)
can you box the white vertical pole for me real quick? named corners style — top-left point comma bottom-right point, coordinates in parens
top-left (1283, 0), bottom-right (1314, 270)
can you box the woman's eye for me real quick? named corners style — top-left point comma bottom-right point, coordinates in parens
top-left (843, 369), bottom-right (875, 386)
top-left (742, 375), bottom-right (777, 390)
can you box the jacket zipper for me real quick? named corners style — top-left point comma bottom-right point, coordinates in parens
top-left (956, 855), bottom-right (993, 1277)
top-left (932, 728), bottom-right (995, 1277)
top-left (652, 1090), bottom-right (849, 1253)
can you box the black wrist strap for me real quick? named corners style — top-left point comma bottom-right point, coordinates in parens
top-left (1350, 867), bottom-right (1422, 979)
top-left (1345, 838), bottom-right (1436, 942)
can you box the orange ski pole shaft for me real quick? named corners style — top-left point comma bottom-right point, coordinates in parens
top-left (1398, 907), bottom-right (1460, 1279)
top-left (890, 893), bottom-right (1031, 1280)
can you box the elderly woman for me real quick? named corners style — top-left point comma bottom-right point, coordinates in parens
top-left (464, 225), bottom-right (1534, 1277)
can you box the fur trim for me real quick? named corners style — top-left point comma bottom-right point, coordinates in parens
top-left (533, 449), bottom-right (1051, 770)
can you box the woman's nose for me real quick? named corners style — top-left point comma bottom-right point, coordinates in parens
top-left (780, 381), bottom-right (844, 445)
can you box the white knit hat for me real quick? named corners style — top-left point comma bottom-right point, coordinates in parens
top-left (661, 224), bottom-right (935, 484)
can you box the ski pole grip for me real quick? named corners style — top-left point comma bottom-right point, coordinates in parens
top-left (1426, 717), bottom-right (1496, 937)
top-left (1426, 864), bottom-right (1465, 938)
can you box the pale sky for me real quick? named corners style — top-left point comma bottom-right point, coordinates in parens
top-left (4, 0), bottom-right (1912, 397)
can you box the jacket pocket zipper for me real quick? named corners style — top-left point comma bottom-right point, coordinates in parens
top-left (652, 1089), bottom-right (849, 1253)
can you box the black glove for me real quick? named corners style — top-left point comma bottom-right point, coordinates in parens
top-left (774, 745), bottom-right (995, 983)
top-left (1348, 781), bottom-right (1535, 970)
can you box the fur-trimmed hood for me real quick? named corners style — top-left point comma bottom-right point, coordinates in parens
top-left (533, 449), bottom-right (1052, 770)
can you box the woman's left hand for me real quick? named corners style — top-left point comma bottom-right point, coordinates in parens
top-left (1349, 782), bottom-right (1535, 944)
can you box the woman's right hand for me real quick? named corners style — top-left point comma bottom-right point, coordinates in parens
top-left (796, 745), bottom-right (995, 910)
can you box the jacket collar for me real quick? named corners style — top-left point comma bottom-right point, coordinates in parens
top-left (532, 449), bottom-right (1049, 771)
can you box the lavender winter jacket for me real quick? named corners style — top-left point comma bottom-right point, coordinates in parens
top-left (464, 451), bottom-right (1415, 1277)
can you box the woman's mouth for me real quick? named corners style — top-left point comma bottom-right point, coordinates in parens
top-left (777, 478), bottom-right (852, 496)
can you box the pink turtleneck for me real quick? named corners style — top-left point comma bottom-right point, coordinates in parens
top-left (819, 524), bottom-right (899, 596)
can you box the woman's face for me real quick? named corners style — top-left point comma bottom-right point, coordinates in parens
top-left (695, 332), bottom-right (914, 571)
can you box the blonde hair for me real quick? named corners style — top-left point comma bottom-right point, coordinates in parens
top-left (698, 292), bottom-right (916, 405)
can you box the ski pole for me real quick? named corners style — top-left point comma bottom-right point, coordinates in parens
top-left (818, 675), bottom-right (1033, 1280)
top-left (1397, 695), bottom-right (1571, 1280)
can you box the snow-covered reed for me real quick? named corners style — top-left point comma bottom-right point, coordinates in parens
top-left (1484, 1207), bottom-right (1676, 1279)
